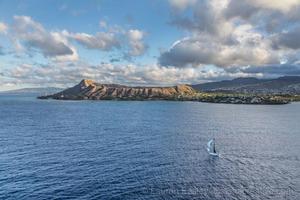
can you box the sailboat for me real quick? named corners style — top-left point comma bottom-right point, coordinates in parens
top-left (207, 138), bottom-right (219, 156)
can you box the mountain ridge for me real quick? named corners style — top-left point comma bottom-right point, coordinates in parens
top-left (39, 79), bottom-right (197, 100)
top-left (191, 76), bottom-right (300, 94)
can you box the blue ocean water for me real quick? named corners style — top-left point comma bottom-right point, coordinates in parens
top-left (0, 94), bottom-right (299, 199)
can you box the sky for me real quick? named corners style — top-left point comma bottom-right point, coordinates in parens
top-left (0, 0), bottom-right (300, 90)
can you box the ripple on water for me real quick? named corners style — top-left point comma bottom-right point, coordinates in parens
top-left (0, 97), bottom-right (299, 199)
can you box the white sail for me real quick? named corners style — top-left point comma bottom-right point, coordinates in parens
top-left (207, 139), bottom-right (213, 152)
top-left (207, 139), bottom-right (218, 156)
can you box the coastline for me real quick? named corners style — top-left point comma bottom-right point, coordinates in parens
top-left (38, 94), bottom-right (291, 105)
top-left (36, 79), bottom-right (296, 105)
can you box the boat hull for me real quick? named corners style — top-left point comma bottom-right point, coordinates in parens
top-left (209, 152), bottom-right (219, 157)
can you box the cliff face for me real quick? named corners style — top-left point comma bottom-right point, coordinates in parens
top-left (39, 79), bottom-right (198, 100)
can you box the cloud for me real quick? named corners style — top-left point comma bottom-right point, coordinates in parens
top-left (99, 20), bottom-right (107, 28)
top-left (1, 16), bottom-right (148, 64)
top-left (160, 25), bottom-right (279, 67)
top-left (68, 32), bottom-right (120, 51)
top-left (225, 0), bottom-right (299, 21)
top-left (170, 0), bottom-right (232, 36)
top-left (66, 28), bottom-right (147, 57)
top-left (168, 0), bottom-right (197, 11)
top-left (2, 1), bottom-right (300, 89)
top-left (242, 0), bottom-right (299, 13)
top-left (65, 26), bottom-right (147, 57)
top-left (12, 16), bottom-right (78, 62)
top-left (162, 0), bottom-right (300, 68)
top-left (2, 61), bottom-right (249, 88)
top-left (272, 26), bottom-right (300, 50)
top-left (227, 64), bottom-right (300, 77)
top-left (224, 0), bottom-right (300, 33)
top-left (126, 29), bottom-right (148, 57)
top-left (0, 22), bottom-right (8, 33)
top-left (110, 58), bottom-right (120, 63)
top-left (0, 46), bottom-right (4, 55)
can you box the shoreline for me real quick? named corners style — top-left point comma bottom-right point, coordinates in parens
top-left (37, 96), bottom-right (291, 105)
top-left (37, 79), bottom-right (294, 105)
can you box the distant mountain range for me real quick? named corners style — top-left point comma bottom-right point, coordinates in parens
top-left (0, 87), bottom-right (63, 95)
top-left (191, 76), bottom-right (300, 94)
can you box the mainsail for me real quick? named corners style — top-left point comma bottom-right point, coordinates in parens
top-left (207, 139), bottom-right (217, 155)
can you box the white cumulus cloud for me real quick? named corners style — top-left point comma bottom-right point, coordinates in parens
top-left (12, 16), bottom-right (78, 62)
top-left (68, 31), bottom-right (120, 51)
top-left (0, 22), bottom-right (8, 34)
top-left (162, 0), bottom-right (300, 69)
top-left (168, 0), bottom-right (197, 11)
top-left (126, 29), bottom-right (147, 57)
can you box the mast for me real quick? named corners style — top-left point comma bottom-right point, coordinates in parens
top-left (213, 139), bottom-right (216, 153)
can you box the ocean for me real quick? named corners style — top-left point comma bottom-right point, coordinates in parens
top-left (0, 94), bottom-right (299, 199)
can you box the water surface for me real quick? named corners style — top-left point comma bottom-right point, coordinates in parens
top-left (0, 94), bottom-right (299, 199)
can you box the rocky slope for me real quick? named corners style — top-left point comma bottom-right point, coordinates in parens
top-left (38, 79), bottom-right (198, 100)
